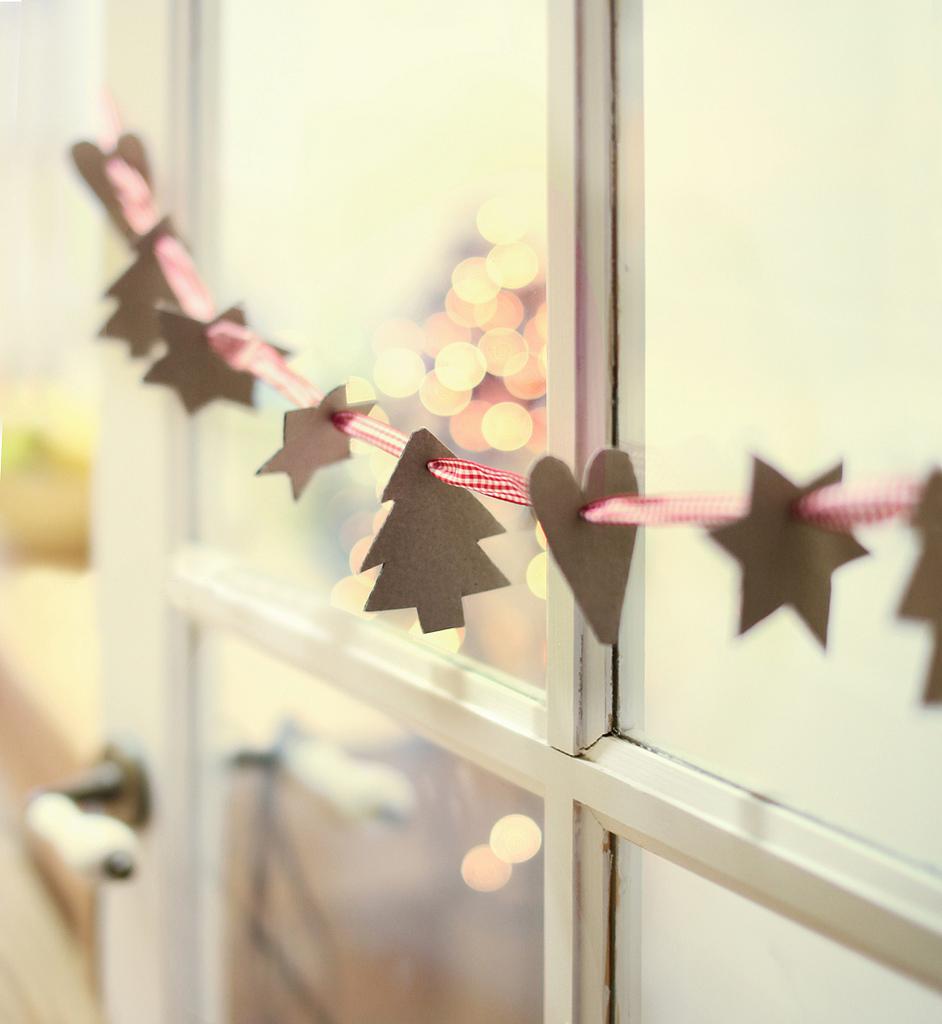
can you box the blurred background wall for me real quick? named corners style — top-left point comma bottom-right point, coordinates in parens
top-left (0, 3), bottom-right (105, 1018)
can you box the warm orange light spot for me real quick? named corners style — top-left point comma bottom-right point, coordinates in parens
top-left (527, 406), bottom-right (547, 453)
top-left (330, 575), bottom-right (375, 617)
top-left (481, 402), bottom-right (533, 452)
top-left (476, 377), bottom-right (512, 404)
top-left (372, 505), bottom-right (390, 533)
top-left (461, 844), bottom-right (513, 892)
top-left (489, 814), bottom-right (543, 864)
top-left (533, 301), bottom-right (548, 341)
top-left (435, 342), bottom-right (487, 391)
top-left (349, 535), bottom-right (373, 574)
top-left (479, 328), bottom-right (528, 377)
top-left (486, 243), bottom-right (539, 289)
top-left (525, 552), bottom-right (548, 600)
top-left (419, 372), bottom-right (471, 417)
top-left (449, 400), bottom-right (490, 452)
top-left (446, 289), bottom-right (492, 329)
top-left (452, 256), bottom-right (500, 304)
top-left (373, 348), bottom-right (425, 398)
top-left (424, 311), bottom-right (471, 356)
top-left (523, 317), bottom-right (546, 353)
top-left (504, 354), bottom-right (547, 400)
top-left (409, 621), bottom-right (464, 652)
top-left (475, 290), bottom-right (524, 331)
top-left (344, 376), bottom-right (376, 403)
top-left (372, 318), bottom-right (426, 353)
top-left (476, 196), bottom-right (527, 245)
top-left (535, 523), bottom-right (547, 549)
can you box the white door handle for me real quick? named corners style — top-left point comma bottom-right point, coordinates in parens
top-left (24, 741), bottom-right (149, 881)
top-left (235, 728), bottom-right (415, 823)
top-left (26, 793), bottom-right (140, 880)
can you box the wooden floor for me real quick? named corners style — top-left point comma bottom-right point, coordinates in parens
top-left (0, 566), bottom-right (104, 1023)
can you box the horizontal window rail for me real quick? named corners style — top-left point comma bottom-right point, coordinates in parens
top-left (169, 545), bottom-right (942, 994)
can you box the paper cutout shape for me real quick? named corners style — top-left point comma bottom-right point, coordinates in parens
top-left (709, 457), bottom-right (868, 646)
top-left (899, 470), bottom-right (942, 703)
top-left (529, 449), bottom-right (639, 645)
top-left (71, 134), bottom-right (152, 242)
top-left (99, 217), bottom-right (179, 357)
top-left (143, 306), bottom-right (257, 414)
top-left (361, 429), bottom-right (509, 632)
top-left (256, 386), bottom-right (375, 500)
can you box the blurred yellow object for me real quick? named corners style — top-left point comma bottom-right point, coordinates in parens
top-left (526, 552), bottom-right (548, 599)
top-left (476, 196), bottom-right (527, 245)
top-left (482, 401), bottom-right (533, 452)
top-left (0, 385), bottom-right (96, 565)
top-left (0, 466), bottom-right (90, 564)
top-left (373, 347), bottom-right (425, 398)
top-left (452, 257), bottom-right (500, 304)
top-left (485, 242), bottom-right (539, 289)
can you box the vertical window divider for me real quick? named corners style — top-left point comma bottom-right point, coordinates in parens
top-left (546, 1), bottom-right (620, 1020)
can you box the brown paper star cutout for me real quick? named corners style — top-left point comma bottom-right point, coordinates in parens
top-left (256, 386), bottom-right (376, 499)
top-left (143, 306), bottom-right (257, 414)
top-left (99, 218), bottom-right (179, 357)
top-left (899, 470), bottom-right (942, 703)
top-left (71, 133), bottom-right (153, 243)
top-left (709, 457), bottom-right (868, 646)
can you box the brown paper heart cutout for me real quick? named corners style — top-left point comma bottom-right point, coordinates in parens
top-left (71, 134), bottom-right (152, 242)
top-left (529, 449), bottom-right (639, 644)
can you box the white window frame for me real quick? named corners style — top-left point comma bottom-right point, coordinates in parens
top-left (95, 2), bottom-right (942, 1023)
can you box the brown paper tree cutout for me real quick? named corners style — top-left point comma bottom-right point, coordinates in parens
top-left (99, 218), bottom-right (179, 357)
top-left (143, 306), bottom-right (257, 414)
top-left (360, 429), bottom-right (509, 632)
top-left (709, 457), bottom-right (868, 646)
top-left (71, 133), bottom-right (153, 242)
top-left (899, 470), bottom-right (942, 703)
top-left (256, 385), bottom-right (375, 499)
top-left (529, 449), bottom-right (639, 645)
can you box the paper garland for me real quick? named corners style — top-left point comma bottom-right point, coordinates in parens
top-left (256, 386), bottom-right (375, 499)
top-left (100, 217), bottom-right (179, 356)
top-left (72, 133), bottom-right (152, 242)
top-left (899, 471), bottom-right (942, 702)
top-left (69, 123), bottom-right (942, 705)
top-left (529, 450), bottom-right (639, 644)
top-left (144, 307), bottom-right (258, 413)
top-left (362, 430), bottom-right (510, 632)
top-left (709, 459), bottom-right (869, 646)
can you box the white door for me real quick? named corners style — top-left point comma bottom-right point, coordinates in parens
top-left (92, 2), bottom-right (942, 1023)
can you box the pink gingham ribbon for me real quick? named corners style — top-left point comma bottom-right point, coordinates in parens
top-left (583, 478), bottom-right (921, 531)
top-left (99, 114), bottom-right (926, 534)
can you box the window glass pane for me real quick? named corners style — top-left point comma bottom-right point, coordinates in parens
top-left (203, 632), bottom-right (543, 1023)
top-left (614, 839), bottom-right (942, 1023)
top-left (197, 1), bottom-right (548, 688)
top-left (619, 0), bottom-right (942, 866)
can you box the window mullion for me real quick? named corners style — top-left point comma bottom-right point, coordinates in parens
top-left (576, 807), bottom-right (616, 1022)
top-left (545, 2), bottom-right (620, 1020)
top-left (543, 787), bottom-right (577, 1023)
top-left (546, 0), bottom-right (618, 756)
